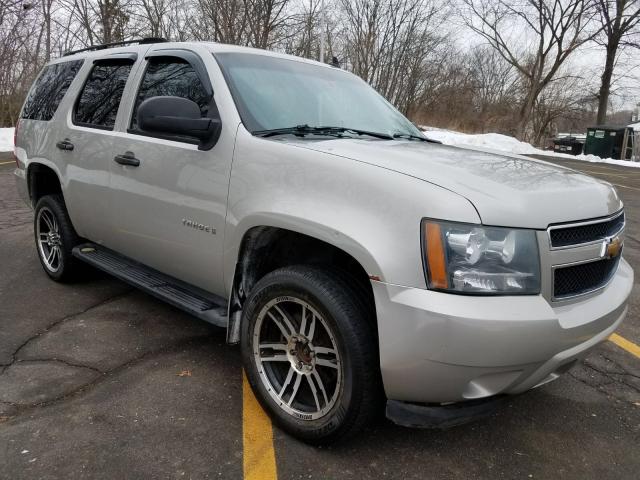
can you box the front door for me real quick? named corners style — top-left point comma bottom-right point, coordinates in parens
top-left (107, 48), bottom-right (234, 296)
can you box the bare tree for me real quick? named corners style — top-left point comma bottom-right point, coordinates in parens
top-left (247, 0), bottom-right (293, 48)
top-left (95, 0), bottom-right (130, 43)
top-left (339, 0), bottom-right (446, 115)
top-left (0, 0), bottom-right (629, 139)
top-left (594, 0), bottom-right (640, 124)
top-left (281, 0), bottom-right (320, 58)
top-left (462, 0), bottom-right (598, 140)
top-left (530, 74), bottom-right (590, 143)
top-left (0, 1), bottom-right (44, 124)
top-left (468, 45), bottom-right (519, 132)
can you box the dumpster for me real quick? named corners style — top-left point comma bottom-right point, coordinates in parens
top-left (584, 126), bottom-right (634, 160)
top-left (552, 135), bottom-right (584, 155)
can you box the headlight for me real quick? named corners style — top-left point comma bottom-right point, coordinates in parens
top-left (422, 220), bottom-right (540, 294)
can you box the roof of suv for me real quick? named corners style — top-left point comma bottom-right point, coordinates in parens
top-left (54, 40), bottom-right (334, 71)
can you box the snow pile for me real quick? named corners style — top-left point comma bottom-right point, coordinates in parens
top-left (423, 129), bottom-right (542, 156)
top-left (0, 128), bottom-right (14, 152)
top-left (421, 126), bottom-right (640, 169)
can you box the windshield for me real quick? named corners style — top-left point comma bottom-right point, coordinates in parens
top-left (214, 52), bottom-right (422, 138)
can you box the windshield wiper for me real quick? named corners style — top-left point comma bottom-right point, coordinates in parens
top-left (392, 133), bottom-right (442, 144)
top-left (320, 126), bottom-right (394, 140)
top-left (254, 124), bottom-right (394, 140)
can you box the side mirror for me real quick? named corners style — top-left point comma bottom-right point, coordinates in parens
top-left (137, 96), bottom-right (221, 149)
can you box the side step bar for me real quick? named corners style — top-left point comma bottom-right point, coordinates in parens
top-left (73, 244), bottom-right (228, 327)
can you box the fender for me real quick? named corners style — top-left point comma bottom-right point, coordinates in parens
top-left (224, 216), bottom-right (383, 343)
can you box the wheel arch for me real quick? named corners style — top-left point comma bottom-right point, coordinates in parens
top-left (27, 161), bottom-right (64, 207)
top-left (225, 223), bottom-right (379, 344)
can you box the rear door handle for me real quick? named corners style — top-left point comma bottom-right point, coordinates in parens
top-left (114, 151), bottom-right (140, 167)
top-left (56, 139), bottom-right (74, 151)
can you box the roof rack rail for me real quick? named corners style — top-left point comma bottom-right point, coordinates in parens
top-left (63, 37), bottom-right (168, 57)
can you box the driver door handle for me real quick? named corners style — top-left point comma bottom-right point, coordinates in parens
top-left (114, 151), bottom-right (140, 167)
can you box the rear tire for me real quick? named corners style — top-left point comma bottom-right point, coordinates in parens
top-left (241, 265), bottom-right (380, 444)
top-left (34, 194), bottom-right (85, 282)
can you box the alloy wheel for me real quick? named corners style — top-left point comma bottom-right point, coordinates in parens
top-left (253, 296), bottom-right (342, 421)
top-left (36, 206), bottom-right (62, 273)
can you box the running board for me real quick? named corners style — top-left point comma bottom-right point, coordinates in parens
top-left (72, 244), bottom-right (227, 327)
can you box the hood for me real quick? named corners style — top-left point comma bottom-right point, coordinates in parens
top-left (289, 139), bottom-right (623, 229)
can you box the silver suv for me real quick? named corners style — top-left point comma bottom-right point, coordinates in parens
top-left (13, 39), bottom-right (633, 443)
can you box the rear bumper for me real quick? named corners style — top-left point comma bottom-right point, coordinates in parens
top-left (372, 258), bottom-right (633, 404)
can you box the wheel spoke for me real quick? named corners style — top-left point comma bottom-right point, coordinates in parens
top-left (41, 211), bottom-right (54, 232)
top-left (278, 366), bottom-right (295, 397)
top-left (51, 246), bottom-right (60, 267)
top-left (268, 310), bottom-right (295, 339)
top-left (287, 372), bottom-right (303, 406)
top-left (299, 305), bottom-right (316, 340)
top-left (315, 358), bottom-right (338, 369)
top-left (315, 345), bottom-right (339, 369)
top-left (314, 346), bottom-right (337, 356)
top-left (300, 305), bottom-right (307, 336)
top-left (273, 305), bottom-right (297, 335)
top-left (260, 353), bottom-right (289, 362)
top-left (46, 246), bottom-right (56, 264)
top-left (312, 370), bottom-right (329, 407)
top-left (259, 343), bottom-right (287, 351)
top-left (306, 375), bottom-right (321, 411)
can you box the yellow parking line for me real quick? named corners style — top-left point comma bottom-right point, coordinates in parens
top-left (243, 370), bottom-right (277, 480)
top-left (609, 333), bottom-right (640, 358)
top-left (0, 160), bottom-right (15, 165)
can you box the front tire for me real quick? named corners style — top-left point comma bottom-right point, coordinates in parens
top-left (241, 265), bottom-right (380, 444)
top-left (34, 194), bottom-right (85, 282)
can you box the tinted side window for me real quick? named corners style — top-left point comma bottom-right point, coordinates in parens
top-left (21, 60), bottom-right (83, 121)
top-left (74, 60), bottom-right (133, 129)
top-left (131, 58), bottom-right (210, 131)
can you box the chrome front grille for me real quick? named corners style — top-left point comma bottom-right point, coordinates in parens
top-left (549, 210), bottom-right (624, 248)
top-left (553, 257), bottom-right (621, 299)
top-left (546, 210), bottom-right (625, 300)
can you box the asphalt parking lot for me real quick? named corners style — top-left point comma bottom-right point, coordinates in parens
top-left (1, 152), bottom-right (639, 479)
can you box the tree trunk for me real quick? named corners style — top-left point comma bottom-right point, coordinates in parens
top-left (596, 43), bottom-right (618, 125)
top-left (516, 90), bottom-right (537, 140)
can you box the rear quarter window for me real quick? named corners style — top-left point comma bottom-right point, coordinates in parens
top-left (21, 60), bottom-right (83, 121)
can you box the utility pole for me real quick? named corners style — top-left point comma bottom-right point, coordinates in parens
top-left (319, 0), bottom-right (325, 63)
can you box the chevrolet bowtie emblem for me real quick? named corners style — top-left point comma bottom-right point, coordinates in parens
top-left (600, 235), bottom-right (623, 259)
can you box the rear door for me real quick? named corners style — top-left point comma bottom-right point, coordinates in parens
top-left (56, 53), bottom-right (141, 244)
top-left (106, 46), bottom-right (234, 296)
top-left (17, 59), bottom-right (83, 201)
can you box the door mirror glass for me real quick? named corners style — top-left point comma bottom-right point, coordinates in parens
top-left (137, 96), bottom-right (221, 147)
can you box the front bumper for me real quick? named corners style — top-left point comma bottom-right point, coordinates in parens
top-left (372, 258), bottom-right (633, 404)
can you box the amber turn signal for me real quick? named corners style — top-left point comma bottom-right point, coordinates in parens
top-left (425, 222), bottom-right (449, 289)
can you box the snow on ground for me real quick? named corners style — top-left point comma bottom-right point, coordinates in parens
top-left (421, 126), bottom-right (640, 169)
top-left (0, 128), bottom-right (14, 152)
